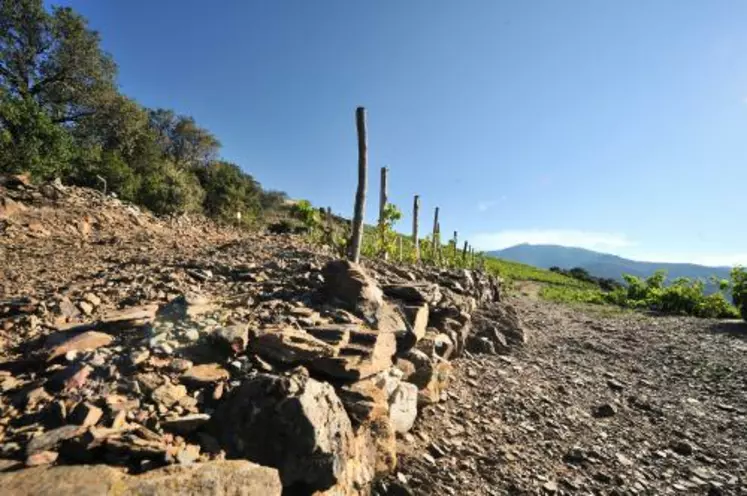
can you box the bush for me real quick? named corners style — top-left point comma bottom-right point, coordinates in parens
top-left (732, 267), bottom-right (747, 320)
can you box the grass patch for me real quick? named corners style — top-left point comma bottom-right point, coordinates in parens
top-left (485, 257), bottom-right (594, 289)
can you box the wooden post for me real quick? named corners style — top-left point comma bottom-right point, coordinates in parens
top-left (432, 207), bottom-right (439, 264)
top-left (379, 166), bottom-right (389, 260)
top-left (349, 107), bottom-right (367, 263)
top-left (436, 221), bottom-right (442, 265)
top-left (462, 240), bottom-right (468, 263)
top-left (453, 231), bottom-right (458, 261)
top-left (379, 167), bottom-right (388, 225)
top-left (412, 195), bottom-right (420, 262)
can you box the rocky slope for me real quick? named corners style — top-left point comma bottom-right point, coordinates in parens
top-left (0, 177), bottom-right (519, 495)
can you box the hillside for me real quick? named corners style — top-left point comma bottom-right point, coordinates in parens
top-left (489, 244), bottom-right (732, 285)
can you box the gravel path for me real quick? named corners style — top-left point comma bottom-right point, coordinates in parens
top-left (383, 297), bottom-right (747, 495)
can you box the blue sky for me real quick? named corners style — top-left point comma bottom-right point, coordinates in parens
top-left (57, 0), bottom-right (747, 266)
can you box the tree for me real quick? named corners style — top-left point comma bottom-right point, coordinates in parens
top-left (147, 109), bottom-right (220, 168)
top-left (0, 0), bottom-right (117, 176)
top-left (195, 161), bottom-right (262, 223)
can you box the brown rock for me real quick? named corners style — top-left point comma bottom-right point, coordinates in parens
top-left (0, 460), bottom-right (282, 495)
top-left (311, 327), bottom-right (396, 381)
top-left (46, 331), bottom-right (113, 362)
top-left (25, 450), bottom-right (59, 467)
top-left (401, 304), bottom-right (429, 342)
top-left (98, 304), bottom-right (157, 331)
top-left (250, 326), bottom-right (336, 365)
top-left (151, 383), bottom-right (188, 408)
top-left (47, 364), bottom-right (93, 392)
top-left (181, 364), bottom-right (230, 386)
top-left (214, 325), bottom-right (249, 355)
top-left (0, 196), bottom-right (27, 219)
top-left (322, 260), bottom-right (384, 319)
top-left (68, 402), bottom-right (103, 427)
top-left (162, 414), bottom-right (211, 435)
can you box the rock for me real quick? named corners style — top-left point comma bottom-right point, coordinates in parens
top-left (211, 368), bottom-right (355, 492)
top-left (416, 332), bottom-right (455, 360)
top-left (592, 403), bottom-right (618, 418)
top-left (465, 335), bottom-right (496, 355)
top-left (57, 297), bottom-right (80, 320)
top-left (174, 444), bottom-right (201, 465)
top-left (98, 304), bottom-right (158, 331)
top-left (169, 357), bottom-right (194, 373)
top-left (82, 293), bottom-right (101, 307)
top-left (46, 331), bottom-right (113, 361)
top-left (26, 425), bottom-right (85, 456)
top-left (401, 304), bottom-right (428, 342)
top-left (389, 382), bottom-right (418, 433)
top-left (322, 260), bottom-right (384, 320)
top-left (181, 363), bottom-right (230, 386)
top-left (475, 303), bottom-right (526, 346)
top-left (151, 383), bottom-right (188, 408)
top-left (47, 363), bottom-right (93, 392)
top-left (311, 327), bottom-right (397, 381)
top-left (0, 460), bottom-right (282, 496)
top-left (162, 414), bottom-right (211, 435)
top-left (128, 349), bottom-right (150, 367)
top-left (671, 440), bottom-right (694, 456)
top-left (382, 283), bottom-right (442, 306)
top-left (214, 325), bottom-right (249, 354)
top-left (77, 301), bottom-right (94, 316)
top-left (68, 402), bottom-right (103, 427)
top-left (607, 379), bottom-right (625, 391)
top-left (250, 326), bottom-right (337, 365)
top-left (25, 450), bottom-right (58, 467)
top-left (395, 350), bottom-right (452, 406)
top-left (336, 373), bottom-right (390, 426)
top-left (0, 196), bottom-right (27, 219)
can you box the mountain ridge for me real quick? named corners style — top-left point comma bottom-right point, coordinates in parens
top-left (487, 243), bottom-right (732, 285)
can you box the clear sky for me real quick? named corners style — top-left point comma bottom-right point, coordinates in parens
top-left (56, 0), bottom-right (747, 266)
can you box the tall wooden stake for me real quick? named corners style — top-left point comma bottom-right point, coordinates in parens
top-left (349, 107), bottom-right (367, 263)
top-left (412, 195), bottom-right (420, 262)
top-left (379, 166), bottom-right (389, 260)
top-left (462, 240), bottom-right (468, 264)
top-left (453, 231), bottom-right (458, 260)
top-left (432, 207), bottom-right (439, 264)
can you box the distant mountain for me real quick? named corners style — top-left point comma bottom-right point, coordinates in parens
top-left (488, 244), bottom-right (732, 287)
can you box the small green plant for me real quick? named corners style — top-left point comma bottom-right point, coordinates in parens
top-left (291, 200), bottom-right (321, 232)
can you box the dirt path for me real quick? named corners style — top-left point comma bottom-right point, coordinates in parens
top-left (383, 297), bottom-right (747, 495)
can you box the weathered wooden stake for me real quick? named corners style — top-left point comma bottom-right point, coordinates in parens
top-left (412, 195), bottom-right (420, 262)
top-left (453, 231), bottom-right (458, 260)
top-left (462, 240), bottom-right (468, 262)
top-left (349, 107), bottom-right (367, 264)
top-left (379, 166), bottom-right (389, 260)
top-left (432, 207), bottom-right (439, 264)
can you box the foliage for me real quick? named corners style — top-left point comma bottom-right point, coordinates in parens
top-left (731, 266), bottom-right (747, 320)
top-left (291, 200), bottom-right (321, 232)
top-left (549, 266), bottom-right (622, 291)
top-left (0, 0), bottom-right (287, 223)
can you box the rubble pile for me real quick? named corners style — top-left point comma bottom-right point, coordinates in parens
top-left (0, 178), bottom-right (522, 494)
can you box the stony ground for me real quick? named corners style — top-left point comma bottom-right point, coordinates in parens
top-left (2, 179), bottom-right (747, 495)
top-left (382, 298), bottom-right (747, 495)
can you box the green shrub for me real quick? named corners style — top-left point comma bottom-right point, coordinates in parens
top-left (732, 267), bottom-right (747, 320)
